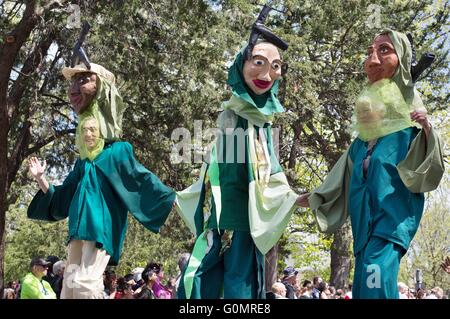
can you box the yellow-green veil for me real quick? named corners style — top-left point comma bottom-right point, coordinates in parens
top-left (352, 29), bottom-right (426, 141)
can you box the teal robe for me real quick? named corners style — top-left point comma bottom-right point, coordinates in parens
top-left (310, 126), bottom-right (444, 299)
top-left (27, 141), bottom-right (175, 265)
top-left (348, 127), bottom-right (424, 299)
top-left (348, 127), bottom-right (424, 254)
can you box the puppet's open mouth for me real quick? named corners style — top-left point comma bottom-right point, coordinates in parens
top-left (253, 80), bottom-right (272, 89)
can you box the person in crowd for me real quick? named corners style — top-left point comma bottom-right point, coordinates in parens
top-left (299, 280), bottom-right (313, 299)
top-left (20, 257), bottom-right (56, 299)
top-left (281, 266), bottom-right (298, 299)
top-left (271, 282), bottom-right (288, 299)
top-left (135, 264), bottom-right (158, 299)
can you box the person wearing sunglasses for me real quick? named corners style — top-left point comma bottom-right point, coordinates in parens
top-left (20, 257), bottom-right (56, 299)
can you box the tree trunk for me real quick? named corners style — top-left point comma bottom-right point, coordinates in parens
top-left (0, 0), bottom-right (40, 294)
top-left (264, 244), bottom-right (278, 292)
top-left (329, 220), bottom-right (353, 289)
top-left (0, 163), bottom-right (6, 294)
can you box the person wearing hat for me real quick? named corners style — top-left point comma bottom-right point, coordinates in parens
top-left (20, 257), bottom-right (56, 299)
top-left (27, 62), bottom-right (176, 299)
top-left (302, 29), bottom-right (445, 298)
top-left (175, 8), bottom-right (306, 298)
top-left (281, 266), bottom-right (298, 299)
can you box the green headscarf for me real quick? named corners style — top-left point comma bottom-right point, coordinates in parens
top-left (227, 45), bottom-right (285, 116)
top-left (75, 73), bottom-right (126, 161)
top-left (384, 28), bottom-right (426, 112)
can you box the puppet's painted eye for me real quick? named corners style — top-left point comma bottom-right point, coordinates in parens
top-left (272, 61), bottom-right (282, 70)
top-left (253, 58), bottom-right (265, 67)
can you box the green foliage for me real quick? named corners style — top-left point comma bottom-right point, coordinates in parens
top-left (5, 203), bottom-right (68, 283)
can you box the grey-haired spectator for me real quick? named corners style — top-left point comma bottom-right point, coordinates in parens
top-left (272, 282), bottom-right (288, 299)
top-left (3, 288), bottom-right (15, 299)
top-left (51, 260), bottom-right (65, 299)
top-left (132, 267), bottom-right (145, 293)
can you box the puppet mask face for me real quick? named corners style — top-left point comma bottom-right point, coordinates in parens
top-left (364, 34), bottom-right (399, 84)
top-left (69, 72), bottom-right (98, 114)
top-left (82, 117), bottom-right (100, 151)
top-left (243, 42), bottom-right (282, 95)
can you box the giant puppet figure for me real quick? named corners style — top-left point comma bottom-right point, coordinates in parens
top-left (175, 6), bottom-right (306, 299)
top-left (303, 29), bottom-right (444, 299)
top-left (27, 25), bottom-right (175, 299)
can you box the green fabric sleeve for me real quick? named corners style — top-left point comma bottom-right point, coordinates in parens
top-left (105, 142), bottom-right (176, 233)
top-left (27, 161), bottom-right (82, 221)
top-left (397, 127), bottom-right (445, 193)
top-left (308, 150), bottom-right (353, 234)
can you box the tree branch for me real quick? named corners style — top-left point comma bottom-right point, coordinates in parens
top-left (7, 32), bottom-right (55, 124)
top-left (7, 121), bottom-right (31, 189)
top-left (25, 128), bottom-right (76, 157)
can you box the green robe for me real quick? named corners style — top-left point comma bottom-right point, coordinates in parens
top-left (27, 141), bottom-right (175, 265)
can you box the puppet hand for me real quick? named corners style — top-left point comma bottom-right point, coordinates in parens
top-left (410, 110), bottom-right (431, 134)
top-left (296, 193), bottom-right (310, 208)
top-left (28, 157), bottom-right (46, 180)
